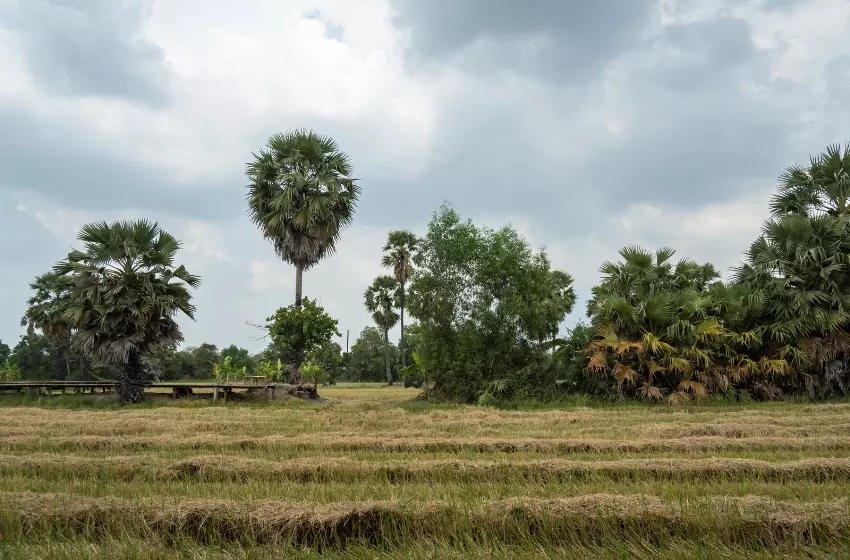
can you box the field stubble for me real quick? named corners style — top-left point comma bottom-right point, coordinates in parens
top-left (0, 385), bottom-right (849, 558)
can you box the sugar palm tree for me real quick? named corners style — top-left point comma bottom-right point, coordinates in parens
top-left (55, 220), bottom-right (200, 404)
top-left (247, 129), bottom-right (359, 308)
top-left (365, 275), bottom-right (400, 385)
top-left (21, 272), bottom-right (76, 380)
top-left (381, 230), bottom-right (419, 367)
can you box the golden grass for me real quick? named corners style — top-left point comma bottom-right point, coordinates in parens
top-left (6, 433), bottom-right (850, 455)
top-left (3, 453), bottom-right (850, 484)
top-left (3, 491), bottom-right (849, 549)
top-left (1, 387), bottom-right (849, 555)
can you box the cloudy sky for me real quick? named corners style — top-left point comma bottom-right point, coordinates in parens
top-left (1, 0), bottom-right (849, 353)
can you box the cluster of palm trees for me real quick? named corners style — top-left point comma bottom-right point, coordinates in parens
top-left (22, 221), bottom-right (201, 403)
top-left (586, 144), bottom-right (850, 402)
top-left (364, 231), bottom-right (419, 385)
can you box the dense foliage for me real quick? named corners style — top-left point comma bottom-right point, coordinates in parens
top-left (407, 205), bottom-right (576, 402)
top-left (583, 144), bottom-right (850, 402)
top-left (265, 297), bottom-right (340, 382)
top-left (345, 327), bottom-right (400, 382)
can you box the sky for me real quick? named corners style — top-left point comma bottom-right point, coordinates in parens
top-left (1, 0), bottom-right (849, 353)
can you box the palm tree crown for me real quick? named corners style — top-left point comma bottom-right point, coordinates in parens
top-left (365, 275), bottom-right (400, 385)
top-left (247, 129), bottom-right (359, 306)
top-left (55, 220), bottom-right (200, 371)
top-left (381, 230), bottom-right (419, 367)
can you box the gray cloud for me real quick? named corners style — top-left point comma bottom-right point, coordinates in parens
top-left (1, 0), bottom-right (169, 106)
top-left (1, 0), bottom-right (849, 351)
top-left (391, 0), bottom-right (656, 80)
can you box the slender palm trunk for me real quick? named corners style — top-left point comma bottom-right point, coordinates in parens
top-left (295, 264), bottom-right (304, 308)
top-left (118, 351), bottom-right (146, 404)
top-left (384, 328), bottom-right (393, 385)
top-left (399, 281), bottom-right (406, 369)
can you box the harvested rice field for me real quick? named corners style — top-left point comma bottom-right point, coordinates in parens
top-left (1, 385), bottom-right (850, 558)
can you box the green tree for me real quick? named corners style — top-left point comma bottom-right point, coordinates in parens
top-left (0, 340), bottom-right (10, 364)
top-left (221, 344), bottom-right (255, 373)
top-left (407, 205), bottom-right (574, 401)
top-left (365, 275), bottom-right (400, 385)
top-left (11, 334), bottom-right (53, 380)
top-left (348, 327), bottom-right (399, 382)
top-left (20, 272), bottom-right (77, 380)
top-left (309, 341), bottom-right (343, 384)
top-left (55, 220), bottom-right (200, 404)
top-left (246, 129), bottom-right (360, 308)
top-left (381, 230), bottom-right (419, 368)
top-left (266, 297), bottom-right (340, 382)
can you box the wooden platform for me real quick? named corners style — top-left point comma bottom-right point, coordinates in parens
top-left (0, 381), bottom-right (278, 400)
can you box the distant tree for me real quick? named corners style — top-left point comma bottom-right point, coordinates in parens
top-left (0, 340), bottom-right (10, 364)
top-left (348, 327), bottom-right (399, 382)
top-left (247, 129), bottom-right (360, 308)
top-left (10, 334), bottom-right (53, 380)
top-left (221, 344), bottom-right (255, 373)
top-left (365, 275), bottom-right (401, 385)
top-left (186, 344), bottom-right (220, 379)
top-left (309, 341), bottom-right (343, 384)
top-left (20, 272), bottom-right (76, 380)
top-left (55, 220), bottom-right (200, 404)
top-left (381, 230), bottom-right (419, 368)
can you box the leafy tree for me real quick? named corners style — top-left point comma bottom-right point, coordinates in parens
top-left (10, 334), bottom-right (53, 380)
top-left (246, 129), bottom-right (360, 308)
top-left (20, 272), bottom-right (76, 380)
top-left (407, 205), bottom-right (574, 402)
top-left (55, 220), bottom-right (200, 404)
top-left (0, 340), bottom-right (10, 364)
top-left (187, 344), bottom-right (220, 379)
top-left (266, 297), bottom-right (340, 382)
top-left (221, 344), bottom-right (255, 373)
top-left (348, 327), bottom-right (399, 382)
top-left (309, 341), bottom-right (343, 384)
top-left (381, 230), bottom-right (419, 368)
top-left (365, 275), bottom-right (400, 385)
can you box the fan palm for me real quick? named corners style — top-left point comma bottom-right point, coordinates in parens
top-left (381, 230), bottom-right (419, 367)
top-left (55, 220), bottom-right (200, 404)
top-left (365, 275), bottom-right (400, 385)
top-left (21, 272), bottom-right (76, 379)
top-left (247, 129), bottom-right (359, 308)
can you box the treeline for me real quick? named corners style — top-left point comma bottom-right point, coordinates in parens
top-left (0, 326), bottom-right (416, 384)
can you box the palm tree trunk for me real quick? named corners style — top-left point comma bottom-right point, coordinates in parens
top-left (118, 351), bottom-right (146, 404)
top-left (400, 281), bottom-right (406, 369)
top-left (295, 264), bottom-right (304, 308)
top-left (384, 328), bottom-right (393, 385)
top-left (51, 344), bottom-right (66, 380)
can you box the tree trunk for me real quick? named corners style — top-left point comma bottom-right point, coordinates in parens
top-left (51, 344), bottom-right (66, 380)
top-left (295, 263), bottom-right (304, 308)
top-left (384, 328), bottom-right (393, 385)
top-left (117, 351), bottom-right (147, 404)
top-left (399, 281), bottom-right (406, 369)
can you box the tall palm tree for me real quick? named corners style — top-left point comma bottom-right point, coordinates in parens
top-left (381, 230), bottom-right (419, 367)
top-left (21, 272), bottom-right (76, 380)
top-left (365, 275), bottom-right (400, 385)
top-left (247, 129), bottom-right (360, 308)
top-left (55, 220), bottom-right (200, 404)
